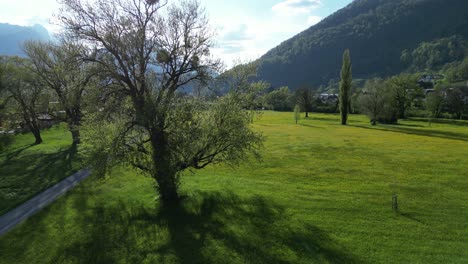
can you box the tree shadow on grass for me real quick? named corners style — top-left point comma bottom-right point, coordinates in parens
top-left (300, 123), bottom-right (324, 129)
top-left (393, 123), bottom-right (425, 128)
top-left (312, 116), bottom-right (340, 123)
top-left (41, 191), bottom-right (360, 264)
top-left (0, 143), bottom-right (35, 163)
top-left (349, 124), bottom-right (468, 142)
top-left (0, 144), bottom-right (78, 215)
top-left (0, 135), bottom-right (16, 152)
top-left (407, 118), bottom-right (468, 127)
top-left (399, 212), bottom-right (426, 225)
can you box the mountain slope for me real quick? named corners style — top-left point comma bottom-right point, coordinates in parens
top-left (258, 0), bottom-right (468, 89)
top-left (0, 23), bottom-right (50, 56)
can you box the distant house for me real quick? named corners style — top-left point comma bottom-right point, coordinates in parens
top-left (320, 93), bottom-right (339, 104)
top-left (418, 74), bottom-right (444, 83)
top-left (37, 114), bottom-right (56, 129)
top-left (418, 74), bottom-right (444, 89)
top-left (424, 89), bottom-right (435, 96)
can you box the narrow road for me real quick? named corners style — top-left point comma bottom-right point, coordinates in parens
top-left (0, 169), bottom-right (91, 236)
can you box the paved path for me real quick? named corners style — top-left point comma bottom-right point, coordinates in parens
top-left (0, 169), bottom-right (91, 236)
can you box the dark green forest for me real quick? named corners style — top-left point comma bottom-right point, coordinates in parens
top-left (258, 0), bottom-right (468, 89)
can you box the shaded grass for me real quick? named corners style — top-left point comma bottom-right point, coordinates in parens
top-left (0, 174), bottom-right (359, 264)
top-left (0, 135), bottom-right (15, 152)
top-left (0, 124), bottom-right (80, 215)
top-left (0, 112), bottom-right (467, 263)
top-left (350, 124), bottom-right (468, 142)
top-left (408, 117), bottom-right (468, 127)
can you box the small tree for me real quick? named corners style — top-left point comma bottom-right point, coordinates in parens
top-left (0, 56), bottom-right (48, 144)
top-left (294, 104), bottom-right (300, 124)
top-left (426, 91), bottom-right (445, 126)
top-left (339, 49), bottom-right (352, 125)
top-left (445, 88), bottom-right (465, 119)
top-left (296, 85), bottom-right (313, 117)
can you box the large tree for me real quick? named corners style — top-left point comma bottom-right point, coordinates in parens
top-left (359, 78), bottom-right (399, 125)
top-left (23, 40), bottom-right (94, 145)
top-left (387, 74), bottom-right (420, 119)
top-left (264, 86), bottom-right (293, 111)
top-left (60, 0), bottom-right (263, 204)
top-left (339, 49), bottom-right (352, 125)
top-left (358, 79), bottom-right (386, 126)
top-left (0, 56), bottom-right (48, 144)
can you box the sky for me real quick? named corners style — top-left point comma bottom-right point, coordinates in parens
top-left (0, 0), bottom-right (353, 68)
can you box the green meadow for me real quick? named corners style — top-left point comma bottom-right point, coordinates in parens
top-left (0, 124), bottom-right (80, 216)
top-left (0, 112), bottom-right (467, 263)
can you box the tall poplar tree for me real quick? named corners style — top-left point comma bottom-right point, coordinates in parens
top-left (339, 49), bottom-right (352, 125)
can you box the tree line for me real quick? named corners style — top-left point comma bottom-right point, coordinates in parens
top-left (258, 74), bottom-right (467, 125)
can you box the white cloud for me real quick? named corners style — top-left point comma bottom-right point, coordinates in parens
top-left (306, 15), bottom-right (322, 26)
top-left (210, 1), bottom-right (325, 68)
top-left (210, 9), bottom-right (324, 68)
top-left (272, 0), bottom-right (322, 15)
top-left (0, 0), bottom-right (326, 69)
top-left (221, 24), bottom-right (252, 42)
top-left (211, 22), bottom-right (267, 68)
top-left (0, 0), bottom-right (61, 33)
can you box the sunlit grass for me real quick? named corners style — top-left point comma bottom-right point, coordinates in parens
top-left (0, 112), bottom-right (467, 263)
top-left (0, 124), bottom-right (80, 215)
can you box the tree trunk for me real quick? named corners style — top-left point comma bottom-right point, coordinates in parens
top-left (341, 111), bottom-right (348, 125)
top-left (32, 128), bottom-right (43, 145)
top-left (68, 118), bottom-right (81, 145)
top-left (71, 129), bottom-right (81, 145)
top-left (24, 116), bottom-right (42, 145)
top-left (305, 111), bottom-right (309, 118)
top-left (151, 129), bottom-right (180, 205)
top-left (400, 107), bottom-right (406, 119)
top-left (154, 168), bottom-right (179, 205)
top-left (67, 109), bottom-right (82, 145)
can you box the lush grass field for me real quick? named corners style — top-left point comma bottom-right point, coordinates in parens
top-left (0, 124), bottom-right (80, 215)
top-left (0, 112), bottom-right (467, 263)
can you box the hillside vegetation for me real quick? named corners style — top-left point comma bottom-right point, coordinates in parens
top-left (258, 0), bottom-right (468, 89)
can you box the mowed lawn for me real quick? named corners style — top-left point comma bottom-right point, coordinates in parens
top-left (0, 124), bottom-right (80, 216)
top-left (0, 112), bottom-right (467, 263)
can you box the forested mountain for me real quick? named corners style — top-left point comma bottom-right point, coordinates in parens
top-left (0, 23), bottom-right (50, 56)
top-left (257, 0), bottom-right (468, 90)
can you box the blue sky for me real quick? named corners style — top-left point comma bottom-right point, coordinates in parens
top-left (0, 0), bottom-right (353, 67)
